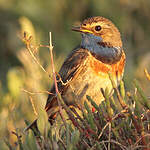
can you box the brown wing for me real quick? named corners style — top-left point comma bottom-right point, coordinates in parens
top-left (45, 47), bottom-right (89, 111)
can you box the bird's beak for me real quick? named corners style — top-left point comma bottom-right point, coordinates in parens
top-left (72, 26), bottom-right (93, 34)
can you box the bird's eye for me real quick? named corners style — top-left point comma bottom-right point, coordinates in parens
top-left (95, 25), bottom-right (101, 31)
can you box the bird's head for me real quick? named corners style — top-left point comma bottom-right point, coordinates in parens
top-left (72, 16), bottom-right (123, 64)
top-left (72, 16), bottom-right (122, 48)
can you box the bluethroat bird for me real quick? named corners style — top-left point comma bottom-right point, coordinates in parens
top-left (28, 16), bottom-right (125, 129)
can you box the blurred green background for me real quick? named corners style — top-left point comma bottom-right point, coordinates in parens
top-left (0, 0), bottom-right (150, 149)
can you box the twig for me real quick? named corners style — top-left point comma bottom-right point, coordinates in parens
top-left (21, 88), bottom-right (54, 96)
top-left (108, 123), bottom-right (111, 150)
top-left (102, 141), bottom-right (107, 150)
top-left (48, 32), bottom-right (66, 127)
top-left (97, 110), bottom-right (127, 140)
top-left (23, 32), bottom-right (67, 85)
top-left (49, 32), bottom-right (58, 94)
top-left (29, 96), bottom-right (38, 116)
top-left (98, 122), bottom-right (110, 139)
top-left (82, 139), bottom-right (91, 149)
top-left (48, 32), bottom-right (83, 132)
top-left (99, 140), bottom-right (127, 150)
top-left (58, 138), bottom-right (67, 150)
top-left (132, 133), bottom-right (150, 149)
top-left (25, 36), bottom-right (48, 74)
top-left (12, 131), bottom-right (24, 150)
top-left (144, 68), bottom-right (150, 81)
top-left (23, 32), bottom-right (51, 78)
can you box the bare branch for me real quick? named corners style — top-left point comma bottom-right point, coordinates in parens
top-left (29, 96), bottom-right (38, 116)
top-left (21, 88), bottom-right (54, 96)
top-left (48, 32), bottom-right (66, 127)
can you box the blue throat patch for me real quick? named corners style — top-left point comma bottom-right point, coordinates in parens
top-left (81, 33), bottom-right (122, 64)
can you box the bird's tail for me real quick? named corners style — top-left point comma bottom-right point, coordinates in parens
top-left (24, 108), bottom-right (59, 136)
top-left (25, 96), bottom-right (60, 135)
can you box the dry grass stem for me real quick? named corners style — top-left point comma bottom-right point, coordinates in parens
top-left (144, 68), bottom-right (150, 81)
top-left (23, 32), bottom-right (50, 77)
top-left (99, 140), bottom-right (127, 150)
top-left (108, 123), bottom-right (111, 150)
top-left (98, 122), bottom-right (110, 139)
top-left (133, 133), bottom-right (150, 148)
top-left (29, 96), bottom-right (38, 116)
top-left (21, 88), bottom-right (54, 96)
top-left (48, 32), bottom-right (66, 127)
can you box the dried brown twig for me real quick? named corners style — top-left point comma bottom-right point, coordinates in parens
top-left (29, 96), bottom-right (38, 116)
top-left (23, 32), bottom-right (49, 76)
top-left (48, 32), bottom-right (85, 132)
top-left (48, 32), bottom-right (67, 127)
top-left (144, 68), bottom-right (150, 81)
top-left (21, 88), bottom-right (54, 96)
top-left (23, 32), bottom-right (70, 91)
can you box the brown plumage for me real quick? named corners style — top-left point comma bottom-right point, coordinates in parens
top-left (45, 16), bottom-right (125, 124)
top-left (27, 16), bottom-right (126, 129)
